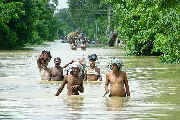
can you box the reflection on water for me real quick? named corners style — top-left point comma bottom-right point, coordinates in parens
top-left (105, 97), bottom-right (128, 111)
top-left (0, 40), bottom-right (180, 120)
top-left (66, 96), bottom-right (84, 112)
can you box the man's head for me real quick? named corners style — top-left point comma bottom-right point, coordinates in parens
top-left (88, 54), bottom-right (97, 68)
top-left (89, 60), bottom-right (95, 68)
top-left (54, 57), bottom-right (61, 66)
top-left (71, 62), bottom-right (81, 75)
top-left (110, 58), bottom-right (124, 71)
top-left (88, 54), bottom-right (97, 61)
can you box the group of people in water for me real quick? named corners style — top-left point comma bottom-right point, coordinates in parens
top-left (37, 50), bottom-right (130, 97)
top-left (66, 32), bottom-right (88, 50)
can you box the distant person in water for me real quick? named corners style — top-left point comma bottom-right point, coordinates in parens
top-left (105, 58), bottom-right (130, 97)
top-left (55, 62), bottom-right (84, 96)
top-left (80, 40), bottom-right (86, 50)
top-left (84, 54), bottom-right (102, 81)
top-left (108, 32), bottom-right (118, 47)
top-left (37, 50), bottom-right (52, 80)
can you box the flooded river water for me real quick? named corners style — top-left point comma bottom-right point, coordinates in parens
top-left (0, 40), bottom-right (180, 120)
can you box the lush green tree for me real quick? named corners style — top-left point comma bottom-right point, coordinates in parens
top-left (0, 0), bottom-right (24, 49)
top-left (0, 0), bottom-right (59, 49)
top-left (104, 0), bottom-right (180, 63)
top-left (59, 0), bottom-right (108, 41)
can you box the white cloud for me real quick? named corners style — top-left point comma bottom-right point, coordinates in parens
top-left (57, 0), bottom-right (68, 9)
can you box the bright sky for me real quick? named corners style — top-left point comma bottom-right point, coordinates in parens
top-left (57, 0), bottom-right (68, 9)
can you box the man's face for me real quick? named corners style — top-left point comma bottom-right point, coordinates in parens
top-left (54, 60), bottom-right (61, 66)
top-left (111, 64), bottom-right (119, 71)
top-left (72, 67), bottom-right (80, 75)
top-left (89, 60), bottom-right (95, 67)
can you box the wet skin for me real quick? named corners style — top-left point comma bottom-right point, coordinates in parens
top-left (50, 61), bottom-right (64, 81)
top-left (105, 64), bottom-right (130, 97)
top-left (84, 60), bottom-right (102, 81)
top-left (55, 67), bottom-right (84, 96)
top-left (37, 57), bottom-right (51, 80)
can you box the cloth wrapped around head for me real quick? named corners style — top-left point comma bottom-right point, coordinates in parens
top-left (110, 58), bottom-right (124, 69)
top-left (88, 54), bottom-right (98, 61)
top-left (54, 57), bottom-right (61, 62)
top-left (38, 50), bottom-right (52, 67)
top-left (71, 62), bottom-right (82, 69)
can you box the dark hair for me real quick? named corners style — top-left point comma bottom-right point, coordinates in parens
top-left (54, 57), bottom-right (61, 62)
top-left (88, 54), bottom-right (98, 61)
top-left (110, 64), bottom-right (121, 71)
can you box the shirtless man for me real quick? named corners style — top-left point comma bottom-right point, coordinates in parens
top-left (50, 57), bottom-right (74, 81)
top-left (37, 50), bottom-right (73, 81)
top-left (37, 50), bottom-right (52, 80)
top-left (55, 62), bottom-right (84, 96)
top-left (84, 54), bottom-right (102, 81)
top-left (105, 59), bottom-right (130, 97)
top-left (49, 57), bottom-right (64, 81)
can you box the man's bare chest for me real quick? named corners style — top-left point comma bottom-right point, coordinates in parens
top-left (68, 76), bottom-right (82, 85)
top-left (110, 75), bottom-right (124, 84)
top-left (51, 68), bottom-right (62, 75)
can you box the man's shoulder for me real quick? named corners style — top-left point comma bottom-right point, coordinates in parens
top-left (50, 67), bottom-right (55, 70)
top-left (121, 71), bottom-right (127, 75)
top-left (64, 75), bottom-right (69, 78)
top-left (106, 71), bottom-right (112, 76)
top-left (95, 67), bottom-right (100, 70)
top-left (50, 66), bottom-right (63, 70)
top-left (95, 67), bottom-right (100, 71)
top-left (58, 66), bottom-right (63, 70)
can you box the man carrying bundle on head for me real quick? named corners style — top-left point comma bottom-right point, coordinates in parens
top-left (55, 62), bottom-right (84, 96)
top-left (84, 54), bottom-right (102, 81)
top-left (37, 50), bottom-right (75, 81)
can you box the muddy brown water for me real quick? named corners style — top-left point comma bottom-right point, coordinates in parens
top-left (0, 40), bottom-right (180, 120)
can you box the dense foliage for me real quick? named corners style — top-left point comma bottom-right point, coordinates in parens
top-left (104, 0), bottom-right (180, 63)
top-left (57, 0), bottom-right (108, 43)
top-left (1, 0), bottom-right (179, 63)
top-left (0, 0), bottom-right (59, 49)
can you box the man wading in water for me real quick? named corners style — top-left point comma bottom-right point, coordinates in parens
top-left (55, 62), bottom-right (84, 96)
top-left (37, 50), bottom-right (52, 80)
top-left (84, 54), bottom-right (102, 81)
top-left (50, 57), bottom-right (74, 81)
top-left (49, 57), bottom-right (64, 81)
top-left (105, 59), bottom-right (130, 97)
top-left (37, 50), bottom-right (74, 81)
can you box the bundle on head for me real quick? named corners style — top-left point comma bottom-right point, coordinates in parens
top-left (38, 50), bottom-right (52, 67)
